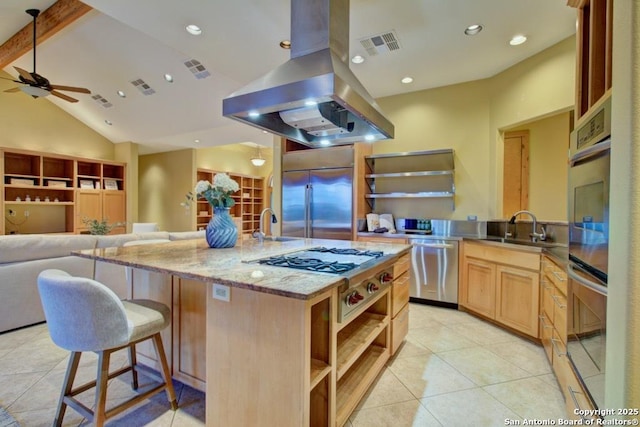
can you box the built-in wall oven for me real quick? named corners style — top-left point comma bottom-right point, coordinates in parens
top-left (567, 97), bottom-right (610, 411)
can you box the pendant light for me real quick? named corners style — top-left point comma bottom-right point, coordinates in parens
top-left (250, 145), bottom-right (266, 166)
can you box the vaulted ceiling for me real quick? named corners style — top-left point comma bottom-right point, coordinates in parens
top-left (0, 0), bottom-right (577, 154)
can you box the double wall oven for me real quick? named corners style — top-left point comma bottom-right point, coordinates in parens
top-left (567, 97), bottom-right (610, 411)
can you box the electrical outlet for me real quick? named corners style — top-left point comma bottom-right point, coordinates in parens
top-left (212, 283), bottom-right (230, 302)
top-left (24, 210), bottom-right (30, 217)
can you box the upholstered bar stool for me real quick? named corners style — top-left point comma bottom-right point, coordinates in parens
top-left (37, 269), bottom-right (177, 426)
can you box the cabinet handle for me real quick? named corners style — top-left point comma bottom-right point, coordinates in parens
top-left (552, 270), bottom-right (567, 282)
top-left (539, 315), bottom-right (552, 329)
top-left (550, 337), bottom-right (566, 357)
top-left (551, 294), bottom-right (566, 309)
top-left (568, 386), bottom-right (589, 422)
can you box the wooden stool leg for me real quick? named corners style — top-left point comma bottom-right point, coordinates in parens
top-left (128, 343), bottom-right (139, 390)
top-left (93, 350), bottom-right (111, 427)
top-left (152, 333), bottom-right (178, 410)
top-left (54, 351), bottom-right (81, 427)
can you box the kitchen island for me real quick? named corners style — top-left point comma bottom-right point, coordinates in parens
top-left (75, 236), bottom-right (411, 427)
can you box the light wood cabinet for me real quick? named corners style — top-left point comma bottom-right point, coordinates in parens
top-left (460, 257), bottom-right (496, 318)
top-left (495, 265), bottom-right (539, 337)
top-left (460, 241), bottom-right (540, 338)
top-left (1, 148), bottom-right (126, 235)
top-left (195, 168), bottom-right (264, 236)
top-left (569, 0), bottom-right (613, 121)
top-left (390, 253), bottom-right (410, 355)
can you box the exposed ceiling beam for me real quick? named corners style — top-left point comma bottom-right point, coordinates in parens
top-left (0, 0), bottom-right (92, 69)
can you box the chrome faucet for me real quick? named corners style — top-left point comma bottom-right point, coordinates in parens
top-left (508, 210), bottom-right (546, 242)
top-left (254, 208), bottom-right (278, 242)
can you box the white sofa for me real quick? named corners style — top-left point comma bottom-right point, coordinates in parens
top-left (0, 230), bottom-right (204, 333)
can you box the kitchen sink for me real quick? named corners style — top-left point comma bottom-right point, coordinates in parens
top-left (483, 236), bottom-right (564, 249)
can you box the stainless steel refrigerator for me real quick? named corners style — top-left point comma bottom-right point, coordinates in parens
top-left (282, 146), bottom-right (354, 240)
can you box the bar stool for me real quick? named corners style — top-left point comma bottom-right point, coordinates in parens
top-left (37, 269), bottom-right (177, 426)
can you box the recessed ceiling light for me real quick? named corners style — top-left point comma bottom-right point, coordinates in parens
top-left (104, 119), bottom-right (112, 126)
top-left (248, 111), bottom-right (260, 118)
top-left (194, 139), bottom-right (200, 143)
top-left (164, 73), bottom-right (174, 83)
top-left (351, 55), bottom-right (365, 64)
top-left (116, 90), bottom-right (126, 98)
top-left (364, 135), bottom-right (375, 142)
top-left (401, 77), bottom-right (413, 84)
top-left (279, 40), bottom-right (291, 49)
top-left (510, 35), bottom-right (527, 46)
top-left (464, 24), bottom-right (483, 36)
top-left (320, 139), bottom-right (331, 146)
top-left (186, 24), bottom-right (202, 36)
top-left (304, 100), bottom-right (317, 107)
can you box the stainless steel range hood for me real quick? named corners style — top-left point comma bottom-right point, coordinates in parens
top-left (222, 0), bottom-right (394, 147)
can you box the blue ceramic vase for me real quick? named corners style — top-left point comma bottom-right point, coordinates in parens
top-left (205, 207), bottom-right (238, 248)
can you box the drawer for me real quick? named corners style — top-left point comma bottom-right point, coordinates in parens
top-left (552, 292), bottom-right (567, 341)
top-left (391, 272), bottom-right (410, 317)
top-left (464, 241), bottom-right (540, 271)
top-left (551, 328), bottom-right (568, 373)
top-left (539, 313), bottom-right (553, 363)
top-left (393, 253), bottom-right (411, 277)
top-left (391, 303), bottom-right (409, 356)
top-left (543, 256), bottom-right (568, 296)
top-left (540, 277), bottom-right (555, 323)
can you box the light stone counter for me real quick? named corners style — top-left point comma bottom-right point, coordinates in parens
top-left (74, 236), bottom-right (411, 300)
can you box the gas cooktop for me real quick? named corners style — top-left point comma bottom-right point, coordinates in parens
top-left (256, 247), bottom-right (384, 274)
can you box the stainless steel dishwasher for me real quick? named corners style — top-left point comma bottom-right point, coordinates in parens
top-left (410, 238), bottom-right (459, 306)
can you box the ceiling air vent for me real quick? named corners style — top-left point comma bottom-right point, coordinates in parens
top-left (91, 94), bottom-right (112, 108)
top-left (130, 78), bottom-right (155, 96)
top-left (358, 30), bottom-right (400, 56)
top-left (184, 59), bottom-right (210, 79)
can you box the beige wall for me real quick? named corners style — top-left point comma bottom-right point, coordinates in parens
top-left (377, 80), bottom-right (492, 220)
top-left (507, 112), bottom-right (571, 221)
top-left (607, 0), bottom-right (638, 411)
top-left (374, 36), bottom-right (575, 222)
top-left (114, 142), bottom-right (139, 232)
top-left (138, 149), bottom-right (196, 232)
top-left (196, 143), bottom-right (273, 178)
top-left (0, 70), bottom-right (114, 160)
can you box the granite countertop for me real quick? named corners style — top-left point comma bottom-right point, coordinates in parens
top-left (74, 237), bottom-right (412, 300)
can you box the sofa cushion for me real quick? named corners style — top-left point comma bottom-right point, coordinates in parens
top-left (0, 235), bottom-right (97, 264)
top-left (0, 256), bottom-right (94, 333)
top-left (169, 231), bottom-right (205, 240)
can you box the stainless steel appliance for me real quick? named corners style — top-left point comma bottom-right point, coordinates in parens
top-left (567, 263), bottom-right (607, 411)
top-left (567, 96), bottom-right (610, 410)
top-left (222, 0), bottom-right (394, 147)
top-left (408, 220), bottom-right (485, 307)
top-left (410, 239), bottom-right (459, 306)
top-left (254, 247), bottom-right (395, 322)
top-left (282, 146), bottom-right (353, 240)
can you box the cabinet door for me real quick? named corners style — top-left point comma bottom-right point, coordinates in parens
top-left (495, 265), bottom-right (540, 337)
top-left (75, 190), bottom-right (102, 231)
top-left (172, 277), bottom-right (207, 391)
top-left (103, 191), bottom-right (126, 234)
top-left (461, 257), bottom-right (496, 318)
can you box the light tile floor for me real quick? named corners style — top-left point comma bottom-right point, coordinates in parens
top-left (0, 303), bottom-right (567, 426)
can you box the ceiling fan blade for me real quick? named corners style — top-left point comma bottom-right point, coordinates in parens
top-left (50, 90), bottom-right (78, 103)
top-left (49, 84), bottom-right (91, 94)
top-left (14, 67), bottom-right (36, 84)
top-left (4, 87), bottom-right (21, 93)
top-left (0, 76), bottom-right (21, 83)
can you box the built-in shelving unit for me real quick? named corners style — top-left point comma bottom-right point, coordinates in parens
top-left (194, 169), bottom-right (264, 235)
top-left (1, 148), bottom-right (126, 235)
top-left (364, 149), bottom-right (455, 211)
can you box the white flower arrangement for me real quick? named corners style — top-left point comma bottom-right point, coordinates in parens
top-left (188, 173), bottom-right (240, 208)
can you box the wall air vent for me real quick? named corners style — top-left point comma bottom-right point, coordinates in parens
top-left (358, 30), bottom-right (400, 56)
top-left (91, 94), bottom-right (112, 108)
top-left (184, 59), bottom-right (210, 79)
top-left (130, 78), bottom-right (156, 96)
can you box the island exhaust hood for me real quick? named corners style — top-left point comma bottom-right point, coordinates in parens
top-left (222, 0), bottom-right (394, 147)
